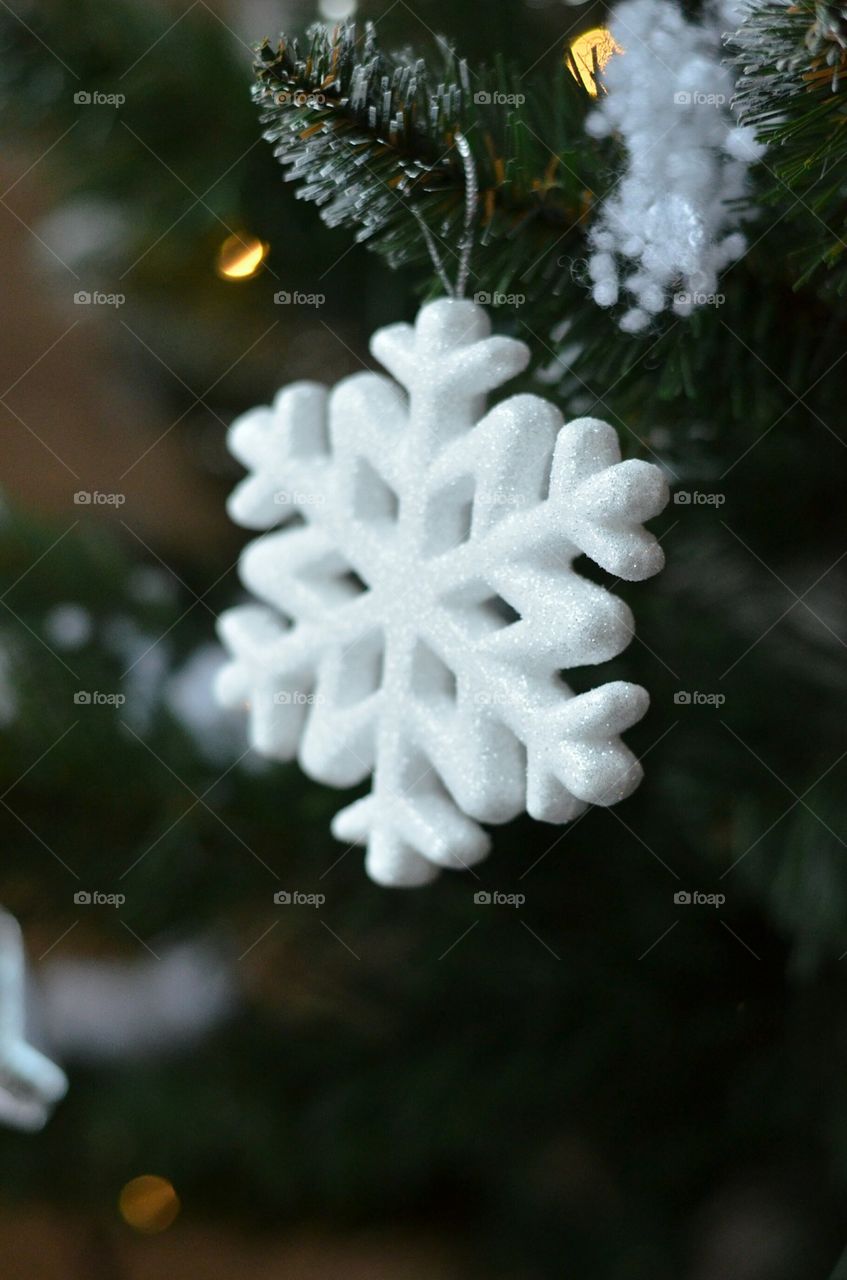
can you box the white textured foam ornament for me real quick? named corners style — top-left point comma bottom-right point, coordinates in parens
top-left (584, 0), bottom-right (765, 331)
top-left (216, 299), bottom-right (668, 886)
top-left (0, 910), bottom-right (67, 1130)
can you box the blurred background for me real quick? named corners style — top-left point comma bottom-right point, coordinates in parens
top-left (0, 0), bottom-right (846, 1276)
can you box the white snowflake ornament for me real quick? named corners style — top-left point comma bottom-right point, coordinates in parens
top-left (0, 910), bottom-right (67, 1130)
top-left (216, 298), bottom-right (668, 886)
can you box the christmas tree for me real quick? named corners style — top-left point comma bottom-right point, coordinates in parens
top-left (0, 0), bottom-right (846, 1275)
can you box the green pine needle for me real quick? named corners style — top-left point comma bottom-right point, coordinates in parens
top-left (731, 0), bottom-right (847, 290)
top-left (253, 21), bottom-right (608, 294)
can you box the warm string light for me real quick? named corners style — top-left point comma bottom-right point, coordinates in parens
top-left (215, 233), bottom-right (268, 280)
top-left (118, 1175), bottom-right (181, 1233)
top-left (567, 27), bottom-right (623, 96)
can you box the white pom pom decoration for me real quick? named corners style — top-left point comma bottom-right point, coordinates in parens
top-left (585, 0), bottom-right (765, 327)
top-left (216, 298), bottom-right (668, 887)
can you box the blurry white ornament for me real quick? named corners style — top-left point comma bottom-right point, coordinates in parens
top-left (35, 197), bottom-right (128, 275)
top-left (127, 564), bottom-right (178, 606)
top-left (42, 940), bottom-right (237, 1064)
top-left (318, 0), bottom-right (357, 19)
top-left (0, 646), bottom-right (16, 728)
top-left (44, 603), bottom-right (92, 651)
top-left (216, 298), bottom-right (668, 887)
top-left (165, 644), bottom-right (251, 766)
top-left (104, 615), bottom-right (171, 733)
top-left (584, 0), bottom-right (765, 329)
top-left (0, 911), bottom-right (67, 1130)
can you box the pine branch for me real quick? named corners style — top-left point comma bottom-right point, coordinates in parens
top-left (730, 0), bottom-right (847, 288)
top-left (254, 20), bottom-right (847, 446)
top-left (253, 21), bottom-right (609, 292)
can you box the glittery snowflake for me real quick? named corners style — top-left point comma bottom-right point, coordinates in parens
top-left (216, 299), bottom-right (668, 886)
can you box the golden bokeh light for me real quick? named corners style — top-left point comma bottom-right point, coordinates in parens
top-left (118, 1175), bottom-right (181, 1234)
top-left (567, 28), bottom-right (623, 97)
top-left (216, 233), bottom-right (268, 280)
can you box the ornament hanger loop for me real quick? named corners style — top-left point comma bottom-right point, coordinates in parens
top-left (454, 131), bottom-right (478, 299)
top-left (414, 130), bottom-right (478, 301)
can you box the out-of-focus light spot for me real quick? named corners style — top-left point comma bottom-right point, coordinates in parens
top-left (567, 28), bottom-right (623, 96)
top-left (216, 234), bottom-right (268, 280)
top-left (119, 1175), bottom-right (181, 1233)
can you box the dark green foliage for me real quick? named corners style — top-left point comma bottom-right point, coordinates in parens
top-left (252, 18), bottom-right (847, 436)
top-left (254, 22), bottom-right (609, 294)
top-left (0, 0), bottom-right (847, 1275)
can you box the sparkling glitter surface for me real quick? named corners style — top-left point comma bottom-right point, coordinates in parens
top-left (216, 299), bottom-right (668, 886)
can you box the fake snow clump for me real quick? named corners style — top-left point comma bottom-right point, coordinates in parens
top-left (585, 0), bottom-right (765, 331)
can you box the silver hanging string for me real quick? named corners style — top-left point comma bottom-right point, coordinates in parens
top-left (453, 131), bottom-right (478, 299)
top-left (414, 131), bottom-right (478, 300)
top-left (413, 210), bottom-right (454, 298)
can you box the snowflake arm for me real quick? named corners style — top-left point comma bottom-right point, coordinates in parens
top-left (0, 911), bottom-right (67, 1130)
top-left (216, 299), bottom-right (668, 886)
